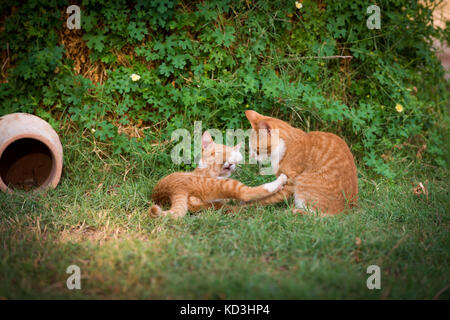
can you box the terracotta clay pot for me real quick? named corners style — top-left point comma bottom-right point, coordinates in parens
top-left (0, 113), bottom-right (63, 192)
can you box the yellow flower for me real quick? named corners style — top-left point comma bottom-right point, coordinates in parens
top-left (245, 104), bottom-right (249, 108)
top-left (130, 73), bottom-right (141, 81)
top-left (295, 1), bottom-right (302, 9)
top-left (395, 104), bottom-right (404, 113)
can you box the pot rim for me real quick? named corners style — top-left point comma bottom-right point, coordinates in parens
top-left (0, 133), bottom-right (62, 193)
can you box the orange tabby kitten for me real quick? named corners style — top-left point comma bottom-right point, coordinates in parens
top-left (150, 131), bottom-right (287, 219)
top-left (244, 110), bottom-right (358, 215)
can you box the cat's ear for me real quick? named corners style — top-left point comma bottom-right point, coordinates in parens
top-left (202, 131), bottom-right (214, 150)
top-left (258, 121), bottom-right (271, 136)
top-left (245, 110), bottom-right (261, 127)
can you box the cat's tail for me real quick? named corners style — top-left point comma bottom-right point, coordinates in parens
top-left (149, 204), bottom-right (163, 218)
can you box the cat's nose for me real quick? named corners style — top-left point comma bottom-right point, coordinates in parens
top-left (223, 162), bottom-right (236, 171)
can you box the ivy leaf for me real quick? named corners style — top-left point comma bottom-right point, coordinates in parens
top-left (212, 26), bottom-right (235, 47)
top-left (153, 41), bottom-right (167, 57)
top-left (127, 21), bottom-right (148, 42)
top-left (169, 54), bottom-right (188, 69)
top-left (222, 26), bottom-right (236, 47)
top-left (159, 62), bottom-right (174, 76)
top-left (83, 33), bottom-right (106, 52)
top-left (82, 13), bottom-right (97, 32)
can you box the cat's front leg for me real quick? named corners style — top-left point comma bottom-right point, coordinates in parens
top-left (219, 181), bottom-right (294, 213)
top-left (238, 174), bottom-right (288, 202)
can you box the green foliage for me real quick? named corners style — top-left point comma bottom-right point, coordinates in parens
top-left (0, 0), bottom-right (448, 177)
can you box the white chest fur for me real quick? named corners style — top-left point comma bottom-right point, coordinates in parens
top-left (270, 138), bottom-right (286, 175)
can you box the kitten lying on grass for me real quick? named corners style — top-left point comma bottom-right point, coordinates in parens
top-left (150, 131), bottom-right (287, 219)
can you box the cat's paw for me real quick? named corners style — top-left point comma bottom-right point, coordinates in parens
top-left (149, 205), bottom-right (162, 218)
top-left (273, 174), bottom-right (288, 192)
top-left (264, 174), bottom-right (287, 193)
top-left (277, 174), bottom-right (288, 185)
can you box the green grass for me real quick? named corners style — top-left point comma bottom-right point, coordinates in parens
top-left (0, 132), bottom-right (449, 299)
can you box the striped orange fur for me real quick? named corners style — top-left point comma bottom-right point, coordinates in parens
top-left (150, 131), bottom-right (287, 219)
top-left (243, 110), bottom-right (358, 215)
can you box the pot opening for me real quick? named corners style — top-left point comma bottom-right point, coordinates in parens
top-left (0, 138), bottom-right (53, 191)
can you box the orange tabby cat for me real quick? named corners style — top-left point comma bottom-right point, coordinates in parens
top-left (243, 110), bottom-right (358, 215)
top-left (150, 131), bottom-right (287, 219)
